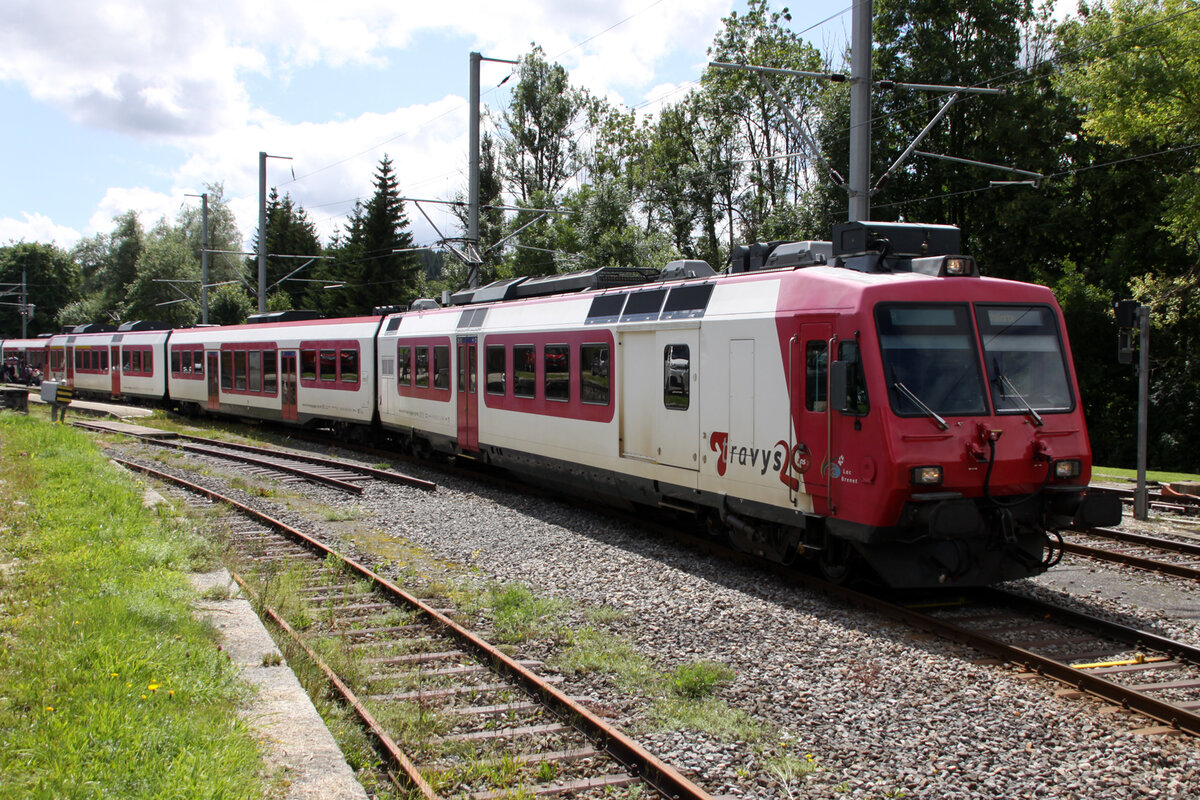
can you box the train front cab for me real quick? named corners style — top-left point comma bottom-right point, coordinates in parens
top-left (809, 282), bottom-right (1122, 588)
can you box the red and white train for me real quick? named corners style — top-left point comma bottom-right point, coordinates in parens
top-left (9, 221), bottom-right (1121, 587)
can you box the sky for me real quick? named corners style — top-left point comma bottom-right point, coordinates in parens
top-left (0, 1), bottom-right (1079, 254)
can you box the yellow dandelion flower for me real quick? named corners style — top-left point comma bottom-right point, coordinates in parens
top-left (168, 690), bottom-right (175, 698)
top-left (110, 672), bottom-right (118, 678)
top-left (148, 683), bottom-right (160, 692)
top-left (45, 706), bottom-right (54, 712)
top-left (141, 694), bottom-right (147, 700)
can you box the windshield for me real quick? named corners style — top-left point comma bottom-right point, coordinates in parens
top-left (876, 303), bottom-right (988, 417)
top-left (976, 304), bottom-right (1073, 414)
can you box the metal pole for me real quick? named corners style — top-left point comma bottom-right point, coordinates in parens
top-left (258, 151), bottom-right (267, 314)
top-left (20, 265), bottom-right (27, 338)
top-left (1134, 306), bottom-right (1150, 520)
top-left (200, 193), bottom-right (210, 324)
top-left (468, 52), bottom-right (481, 289)
top-left (848, 0), bottom-right (873, 222)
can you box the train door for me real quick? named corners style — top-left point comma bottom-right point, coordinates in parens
top-left (280, 351), bottom-right (298, 421)
top-left (66, 345), bottom-right (75, 385)
top-left (619, 332), bottom-right (656, 461)
top-left (654, 329), bottom-right (701, 470)
top-left (794, 321), bottom-right (834, 509)
top-left (456, 336), bottom-right (479, 451)
top-left (206, 351), bottom-right (220, 410)
top-left (110, 346), bottom-right (121, 396)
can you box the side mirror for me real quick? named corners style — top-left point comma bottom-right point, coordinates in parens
top-left (829, 360), bottom-right (852, 414)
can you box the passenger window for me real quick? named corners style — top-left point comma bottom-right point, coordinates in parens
top-left (193, 350), bottom-right (204, 377)
top-left (122, 349), bottom-right (132, 372)
top-left (319, 350), bottom-right (337, 382)
top-left (513, 345), bottom-right (535, 398)
top-left (415, 347), bottom-right (430, 388)
top-left (263, 350), bottom-right (277, 394)
top-left (663, 344), bottom-right (689, 410)
top-left (806, 341), bottom-right (827, 412)
top-left (580, 344), bottom-right (609, 405)
top-left (545, 345), bottom-right (569, 402)
top-left (233, 351), bottom-right (247, 390)
top-left (837, 341), bottom-right (870, 415)
top-left (172, 350), bottom-right (181, 375)
top-left (486, 344), bottom-right (506, 395)
top-left (433, 345), bottom-right (450, 390)
top-left (220, 351), bottom-right (233, 389)
top-left (397, 345), bottom-right (411, 386)
top-left (301, 349), bottom-right (317, 381)
top-left (340, 349), bottom-right (359, 384)
top-left (248, 351), bottom-right (262, 392)
top-left (143, 351), bottom-right (152, 374)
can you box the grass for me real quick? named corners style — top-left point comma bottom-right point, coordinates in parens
top-left (0, 414), bottom-right (265, 799)
top-left (1093, 465), bottom-right (1200, 485)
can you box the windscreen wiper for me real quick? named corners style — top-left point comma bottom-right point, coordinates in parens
top-left (893, 380), bottom-right (949, 431)
top-left (996, 372), bottom-right (1044, 427)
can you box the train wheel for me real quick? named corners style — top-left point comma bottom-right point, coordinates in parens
top-left (818, 536), bottom-right (857, 584)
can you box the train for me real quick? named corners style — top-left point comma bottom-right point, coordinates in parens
top-left (1, 220), bottom-right (1122, 588)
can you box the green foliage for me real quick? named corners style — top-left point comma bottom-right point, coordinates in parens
top-left (488, 583), bottom-right (568, 644)
top-left (669, 660), bottom-right (735, 699)
top-left (249, 188), bottom-right (322, 310)
top-left (208, 283), bottom-right (253, 326)
top-left (1057, 0), bottom-right (1200, 253)
top-left (0, 417), bottom-right (263, 799)
top-left (0, 241), bottom-right (82, 337)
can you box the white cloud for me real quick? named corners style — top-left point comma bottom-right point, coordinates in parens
top-left (1, 0), bottom-right (735, 252)
top-left (0, 213), bottom-right (81, 249)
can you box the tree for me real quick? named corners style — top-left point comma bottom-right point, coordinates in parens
top-left (208, 284), bottom-right (253, 326)
top-left (249, 189), bottom-right (322, 309)
top-left (501, 46), bottom-right (594, 204)
top-left (703, 0), bottom-right (828, 244)
top-left (351, 155), bottom-right (421, 312)
top-left (1056, 0), bottom-right (1200, 253)
top-left (121, 222), bottom-right (200, 328)
top-left (0, 242), bottom-right (82, 337)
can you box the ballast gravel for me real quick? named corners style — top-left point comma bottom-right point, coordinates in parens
top-left (129, 444), bottom-right (1200, 799)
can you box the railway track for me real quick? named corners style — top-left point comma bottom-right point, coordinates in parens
top-left (1062, 526), bottom-right (1200, 583)
top-left (113, 456), bottom-right (713, 800)
top-left (900, 587), bottom-right (1200, 737)
top-left (76, 420), bottom-right (435, 496)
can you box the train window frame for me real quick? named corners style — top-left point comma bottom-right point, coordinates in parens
top-left (835, 340), bottom-right (870, 416)
top-left (415, 346), bottom-right (430, 389)
top-left (233, 351), bottom-right (247, 390)
top-left (248, 350), bottom-right (262, 393)
top-left (171, 350), bottom-right (181, 375)
top-left (397, 345), bottom-right (412, 386)
top-left (220, 351), bottom-right (234, 390)
top-left (340, 349), bottom-right (360, 385)
top-left (975, 303), bottom-right (1075, 415)
top-left (300, 349), bottom-right (317, 381)
top-left (319, 349), bottom-right (337, 382)
top-left (432, 345), bottom-right (450, 390)
top-left (485, 344), bottom-right (507, 395)
top-left (875, 302), bottom-right (989, 418)
top-left (580, 343), bottom-right (610, 406)
top-left (263, 350), bottom-right (277, 394)
top-left (663, 344), bottom-right (690, 411)
top-left (544, 344), bottom-right (569, 402)
top-left (513, 344), bottom-right (536, 398)
top-left (805, 341), bottom-right (827, 412)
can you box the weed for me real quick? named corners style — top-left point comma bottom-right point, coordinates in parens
top-left (765, 752), bottom-right (820, 799)
top-left (489, 583), bottom-right (568, 644)
top-left (669, 660), bottom-right (734, 699)
top-left (535, 760), bottom-right (558, 782)
top-left (201, 583), bottom-right (232, 601)
top-left (261, 651), bottom-right (283, 667)
top-left (552, 626), bottom-right (656, 690)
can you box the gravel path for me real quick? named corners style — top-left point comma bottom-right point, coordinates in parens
top-left (126, 441), bottom-right (1200, 799)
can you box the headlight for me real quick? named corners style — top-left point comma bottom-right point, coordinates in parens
top-left (1054, 459), bottom-right (1082, 479)
top-left (911, 465), bottom-right (944, 486)
top-left (943, 257), bottom-right (973, 276)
